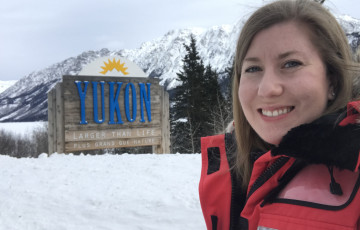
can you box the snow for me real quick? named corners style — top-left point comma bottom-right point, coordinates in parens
top-left (0, 123), bottom-right (206, 230)
top-left (0, 80), bottom-right (17, 94)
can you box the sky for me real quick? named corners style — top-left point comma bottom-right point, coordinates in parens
top-left (0, 0), bottom-right (359, 81)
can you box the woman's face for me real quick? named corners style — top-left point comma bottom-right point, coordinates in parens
top-left (238, 21), bottom-right (333, 145)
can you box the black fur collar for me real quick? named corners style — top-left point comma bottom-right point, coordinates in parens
top-left (271, 112), bottom-right (360, 171)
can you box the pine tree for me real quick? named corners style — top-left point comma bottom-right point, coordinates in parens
top-left (171, 35), bottom-right (205, 153)
top-left (170, 35), bottom-right (227, 153)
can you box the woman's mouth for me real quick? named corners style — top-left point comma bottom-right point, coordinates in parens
top-left (259, 106), bottom-right (295, 117)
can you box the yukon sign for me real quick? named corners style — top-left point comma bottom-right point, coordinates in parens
top-left (48, 56), bottom-right (170, 154)
top-left (74, 81), bottom-right (152, 125)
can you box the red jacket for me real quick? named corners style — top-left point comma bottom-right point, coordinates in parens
top-left (199, 101), bottom-right (360, 230)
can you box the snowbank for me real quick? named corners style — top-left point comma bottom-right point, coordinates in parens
top-left (0, 153), bottom-right (205, 230)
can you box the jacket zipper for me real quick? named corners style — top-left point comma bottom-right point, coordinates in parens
top-left (225, 133), bottom-right (247, 230)
top-left (246, 156), bottom-right (290, 200)
top-left (228, 170), bottom-right (245, 230)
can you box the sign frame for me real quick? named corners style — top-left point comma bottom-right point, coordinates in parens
top-left (48, 75), bottom-right (170, 154)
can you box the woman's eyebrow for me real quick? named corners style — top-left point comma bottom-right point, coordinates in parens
top-left (244, 51), bottom-right (303, 63)
top-left (278, 50), bottom-right (301, 59)
top-left (243, 57), bottom-right (260, 62)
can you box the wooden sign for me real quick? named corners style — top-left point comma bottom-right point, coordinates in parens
top-left (48, 75), bottom-right (170, 154)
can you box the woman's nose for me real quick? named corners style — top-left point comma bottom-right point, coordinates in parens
top-left (257, 69), bottom-right (284, 98)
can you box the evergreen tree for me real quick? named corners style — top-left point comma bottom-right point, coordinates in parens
top-left (171, 35), bottom-right (205, 153)
top-left (170, 35), bottom-right (227, 153)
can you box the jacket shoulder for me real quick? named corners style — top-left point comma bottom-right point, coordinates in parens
top-left (200, 133), bottom-right (237, 175)
top-left (339, 100), bottom-right (360, 126)
top-left (199, 133), bottom-right (245, 230)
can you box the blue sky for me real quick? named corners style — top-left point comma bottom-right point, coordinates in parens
top-left (0, 0), bottom-right (359, 81)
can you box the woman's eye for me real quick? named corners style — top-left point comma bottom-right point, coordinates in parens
top-left (283, 61), bottom-right (302, 68)
top-left (245, 66), bottom-right (262, 73)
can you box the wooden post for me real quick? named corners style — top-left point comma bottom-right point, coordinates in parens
top-left (47, 88), bottom-right (55, 155)
top-left (55, 83), bottom-right (65, 153)
top-left (153, 88), bottom-right (170, 154)
top-left (161, 89), bottom-right (170, 153)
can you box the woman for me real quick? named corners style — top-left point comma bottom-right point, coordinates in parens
top-left (199, 0), bottom-right (360, 229)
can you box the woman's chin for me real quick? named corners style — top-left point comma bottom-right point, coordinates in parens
top-left (261, 136), bottom-right (281, 147)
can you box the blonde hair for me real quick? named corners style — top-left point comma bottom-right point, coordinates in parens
top-left (232, 0), bottom-right (356, 188)
top-left (353, 47), bottom-right (360, 98)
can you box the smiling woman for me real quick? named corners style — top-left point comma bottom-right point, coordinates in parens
top-left (199, 0), bottom-right (360, 229)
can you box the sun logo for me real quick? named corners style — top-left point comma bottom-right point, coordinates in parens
top-left (100, 58), bottom-right (129, 75)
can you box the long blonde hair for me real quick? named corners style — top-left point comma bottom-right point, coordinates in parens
top-left (232, 0), bottom-right (355, 188)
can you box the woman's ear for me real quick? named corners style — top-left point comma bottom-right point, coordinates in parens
top-left (328, 86), bottom-right (336, 100)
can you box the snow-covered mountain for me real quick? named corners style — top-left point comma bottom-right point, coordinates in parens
top-left (0, 16), bottom-right (360, 122)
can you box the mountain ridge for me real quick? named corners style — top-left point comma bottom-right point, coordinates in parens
top-left (0, 15), bottom-right (359, 122)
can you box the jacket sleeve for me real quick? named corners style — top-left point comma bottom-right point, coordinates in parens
top-left (199, 134), bottom-right (232, 230)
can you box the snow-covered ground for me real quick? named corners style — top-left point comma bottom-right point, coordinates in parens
top-left (0, 123), bottom-right (206, 230)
